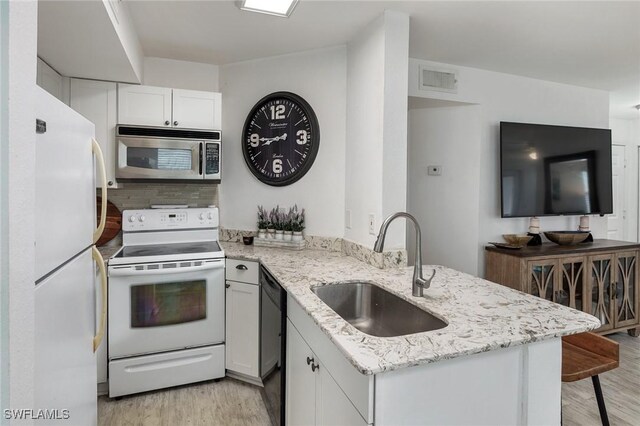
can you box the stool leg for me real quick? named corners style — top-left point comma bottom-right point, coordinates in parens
top-left (592, 375), bottom-right (610, 426)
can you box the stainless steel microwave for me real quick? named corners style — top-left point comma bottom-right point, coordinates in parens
top-left (116, 125), bottom-right (221, 182)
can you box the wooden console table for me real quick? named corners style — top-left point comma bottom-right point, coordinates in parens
top-left (485, 240), bottom-right (640, 336)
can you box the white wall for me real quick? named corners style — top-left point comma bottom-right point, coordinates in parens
top-left (345, 15), bottom-right (385, 246)
top-left (407, 103), bottom-right (482, 274)
top-left (408, 58), bottom-right (610, 276)
top-left (143, 57), bottom-right (219, 92)
top-left (610, 117), bottom-right (640, 242)
top-left (345, 11), bottom-right (410, 249)
top-left (218, 46), bottom-right (347, 237)
top-left (2, 0), bottom-right (37, 414)
top-left (381, 11), bottom-right (410, 249)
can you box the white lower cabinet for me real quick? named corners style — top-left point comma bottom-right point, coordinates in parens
top-left (286, 319), bottom-right (367, 426)
top-left (225, 280), bottom-right (260, 379)
top-left (286, 319), bottom-right (318, 426)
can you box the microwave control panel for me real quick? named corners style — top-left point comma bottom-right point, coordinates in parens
top-left (205, 143), bottom-right (220, 175)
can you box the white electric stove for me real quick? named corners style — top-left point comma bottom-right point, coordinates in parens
top-left (107, 207), bottom-right (226, 397)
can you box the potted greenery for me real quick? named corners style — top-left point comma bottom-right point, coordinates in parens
top-left (272, 206), bottom-right (284, 240)
top-left (291, 205), bottom-right (305, 242)
top-left (267, 208), bottom-right (277, 239)
top-left (283, 207), bottom-right (294, 241)
top-left (257, 205), bottom-right (268, 239)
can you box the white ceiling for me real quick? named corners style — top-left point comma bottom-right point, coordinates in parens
top-left (127, 0), bottom-right (640, 118)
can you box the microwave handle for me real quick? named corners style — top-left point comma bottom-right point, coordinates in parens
top-left (199, 142), bottom-right (203, 175)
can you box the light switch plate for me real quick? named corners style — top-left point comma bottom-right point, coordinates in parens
top-left (368, 214), bottom-right (376, 235)
top-left (345, 209), bottom-right (352, 229)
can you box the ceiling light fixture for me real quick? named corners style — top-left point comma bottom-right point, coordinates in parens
top-left (238, 0), bottom-right (299, 18)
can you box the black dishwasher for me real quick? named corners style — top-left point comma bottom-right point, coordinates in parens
top-left (260, 266), bottom-right (287, 426)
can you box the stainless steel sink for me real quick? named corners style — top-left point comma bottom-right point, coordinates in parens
top-left (312, 281), bottom-right (447, 337)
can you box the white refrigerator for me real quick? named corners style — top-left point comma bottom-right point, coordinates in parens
top-left (35, 87), bottom-right (107, 425)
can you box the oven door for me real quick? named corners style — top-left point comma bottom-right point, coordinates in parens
top-left (108, 259), bottom-right (225, 359)
top-left (117, 136), bottom-right (203, 180)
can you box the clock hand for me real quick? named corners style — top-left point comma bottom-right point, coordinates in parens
top-left (261, 133), bottom-right (288, 146)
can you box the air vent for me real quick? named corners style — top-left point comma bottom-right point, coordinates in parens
top-left (117, 125), bottom-right (220, 141)
top-left (419, 66), bottom-right (458, 93)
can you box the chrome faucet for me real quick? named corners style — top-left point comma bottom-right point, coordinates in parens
top-left (373, 212), bottom-right (436, 297)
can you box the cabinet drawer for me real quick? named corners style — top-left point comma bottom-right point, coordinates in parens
top-left (226, 258), bottom-right (259, 284)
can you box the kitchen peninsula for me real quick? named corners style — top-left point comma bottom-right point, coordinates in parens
top-left (223, 242), bottom-right (600, 426)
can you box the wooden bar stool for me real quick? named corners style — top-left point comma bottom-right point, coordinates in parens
top-left (562, 332), bottom-right (619, 426)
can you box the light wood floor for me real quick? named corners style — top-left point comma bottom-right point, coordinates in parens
top-left (98, 378), bottom-right (271, 426)
top-left (562, 332), bottom-right (639, 426)
top-left (99, 334), bottom-right (638, 426)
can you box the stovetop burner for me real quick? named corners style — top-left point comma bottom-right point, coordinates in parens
top-left (114, 241), bottom-right (222, 259)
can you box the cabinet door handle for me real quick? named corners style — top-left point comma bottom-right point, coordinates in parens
top-left (306, 356), bottom-right (314, 365)
top-left (311, 363), bottom-right (320, 372)
top-left (236, 264), bottom-right (248, 271)
top-left (164, 120), bottom-right (170, 126)
top-left (173, 120), bottom-right (179, 126)
top-left (225, 283), bottom-right (230, 289)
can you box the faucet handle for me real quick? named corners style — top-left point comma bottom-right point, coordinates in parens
top-left (423, 269), bottom-right (436, 289)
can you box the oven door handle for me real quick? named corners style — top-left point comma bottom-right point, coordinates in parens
top-left (109, 260), bottom-right (225, 277)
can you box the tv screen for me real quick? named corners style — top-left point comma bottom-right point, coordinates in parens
top-left (500, 122), bottom-right (612, 218)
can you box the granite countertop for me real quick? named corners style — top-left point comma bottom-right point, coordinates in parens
top-left (221, 242), bottom-right (601, 376)
top-left (97, 237), bottom-right (122, 262)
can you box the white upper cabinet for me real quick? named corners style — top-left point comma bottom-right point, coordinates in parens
top-left (118, 84), bottom-right (221, 130)
top-left (37, 58), bottom-right (64, 102)
top-left (70, 78), bottom-right (118, 188)
top-left (173, 89), bottom-right (221, 130)
top-left (118, 84), bottom-right (172, 127)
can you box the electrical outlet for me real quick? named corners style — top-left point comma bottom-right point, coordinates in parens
top-left (368, 214), bottom-right (376, 235)
top-left (345, 209), bottom-right (352, 229)
top-left (427, 165), bottom-right (442, 176)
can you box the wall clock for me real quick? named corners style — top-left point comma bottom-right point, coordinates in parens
top-left (242, 92), bottom-right (320, 186)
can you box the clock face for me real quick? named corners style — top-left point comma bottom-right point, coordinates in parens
top-left (242, 92), bottom-right (320, 186)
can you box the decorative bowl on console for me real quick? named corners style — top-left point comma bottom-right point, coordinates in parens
top-left (544, 231), bottom-right (590, 246)
top-left (502, 234), bottom-right (533, 247)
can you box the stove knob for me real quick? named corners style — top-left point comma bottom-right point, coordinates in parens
top-left (139, 215), bottom-right (145, 222)
top-left (208, 212), bottom-right (214, 220)
top-left (199, 212), bottom-right (206, 220)
top-left (128, 215), bottom-right (136, 223)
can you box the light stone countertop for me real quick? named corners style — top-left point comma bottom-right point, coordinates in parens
top-left (221, 242), bottom-right (601, 376)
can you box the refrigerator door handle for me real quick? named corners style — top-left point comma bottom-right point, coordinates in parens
top-left (92, 246), bottom-right (107, 353)
top-left (92, 138), bottom-right (107, 243)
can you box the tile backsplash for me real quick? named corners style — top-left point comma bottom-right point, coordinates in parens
top-left (107, 182), bottom-right (218, 211)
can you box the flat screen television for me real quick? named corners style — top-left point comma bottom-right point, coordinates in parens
top-left (500, 122), bottom-right (613, 218)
